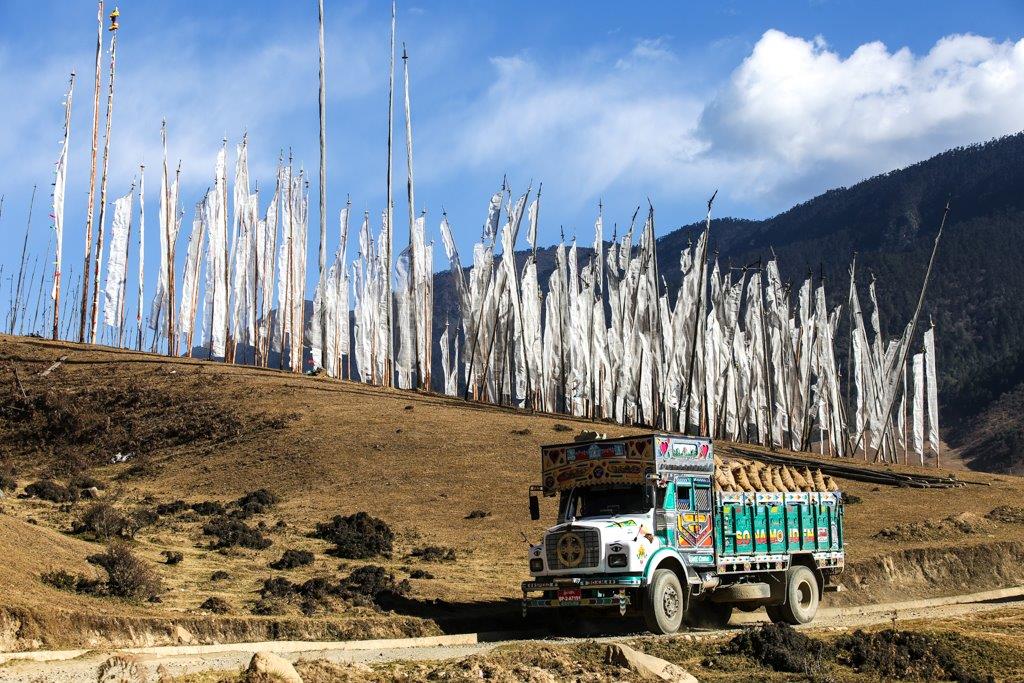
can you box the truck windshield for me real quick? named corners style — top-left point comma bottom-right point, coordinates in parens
top-left (561, 485), bottom-right (651, 519)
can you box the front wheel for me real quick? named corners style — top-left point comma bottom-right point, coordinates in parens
top-left (768, 565), bottom-right (819, 625)
top-left (643, 569), bottom-right (685, 634)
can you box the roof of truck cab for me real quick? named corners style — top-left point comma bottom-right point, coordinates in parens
top-left (540, 432), bottom-right (712, 450)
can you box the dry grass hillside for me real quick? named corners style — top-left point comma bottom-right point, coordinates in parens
top-left (2, 334), bottom-right (1024, 650)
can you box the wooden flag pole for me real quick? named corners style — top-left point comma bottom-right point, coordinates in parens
top-left (384, 0), bottom-right (396, 388)
top-left (80, 1), bottom-right (104, 343)
top-left (10, 185), bottom-right (36, 334)
top-left (317, 0), bottom-right (329, 374)
top-left (89, 6), bottom-right (119, 343)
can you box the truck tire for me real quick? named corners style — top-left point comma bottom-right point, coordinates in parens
top-left (769, 565), bottom-right (819, 625)
top-left (643, 569), bottom-right (685, 634)
top-left (685, 598), bottom-right (733, 629)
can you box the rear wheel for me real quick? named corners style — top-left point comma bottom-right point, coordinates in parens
top-left (643, 569), bottom-right (685, 634)
top-left (769, 565), bottom-right (819, 625)
top-left (685, 598), bottom-right (733, 629)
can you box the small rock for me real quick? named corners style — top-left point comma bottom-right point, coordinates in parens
top-left (246, 651), bottom-right (302, 683)
top-left (605, 643), bottom-right (698, 682)
top-left (81, 486), bottom-right (102, 499)
top-left (171, 625), bottom-right (194, 645)
top-left (156, 664), bottom-right (173, 683)
top-left (97, 653), bottom-right (147, 683)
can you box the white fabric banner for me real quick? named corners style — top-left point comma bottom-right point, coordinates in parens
top-left (102, 191), bottom-right (134, 328)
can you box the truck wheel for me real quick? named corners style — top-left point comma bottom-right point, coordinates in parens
top-left (685, 599), bottom-right (733, 629)
top-left (773, 565), bottom-right (819, 625)
top-left (643, 569), bottom-right (685, 634)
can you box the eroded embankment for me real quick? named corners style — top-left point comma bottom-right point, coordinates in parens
top-left (829, 540), bottom-right (1024, 607)
top-left (0, 606), bottom-right (437, 652)
top-left (5, 542), bottom-right (1024, 652)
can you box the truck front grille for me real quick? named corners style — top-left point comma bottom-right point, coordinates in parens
top-left (545, 528), bottom-right (601, 570)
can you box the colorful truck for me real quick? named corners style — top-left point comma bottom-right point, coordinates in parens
top-left (522, 433), bottom-right (844, 633)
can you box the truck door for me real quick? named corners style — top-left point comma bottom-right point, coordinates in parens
top-left (675, 479), bottom-right (713, 550)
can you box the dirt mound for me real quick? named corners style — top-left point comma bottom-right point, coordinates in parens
top-left (723, 623), bottom-right (833, 676)
top-left (837, 629), bottom-right (988, 682)
top-left (875, 512), bottom-right (994, 541)
top-left (987, 506), bottom-right (1024, 524)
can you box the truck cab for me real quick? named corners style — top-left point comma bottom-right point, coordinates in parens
top-left (522, 433), bottom-right (844, 633)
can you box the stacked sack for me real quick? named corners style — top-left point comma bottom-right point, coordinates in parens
top-left (712, 455), bottom-right (838, 493)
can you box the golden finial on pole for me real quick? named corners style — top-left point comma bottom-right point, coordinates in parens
top-left (108, 7), bottom-right (119, 31)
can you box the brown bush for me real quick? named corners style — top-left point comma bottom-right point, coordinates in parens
top-left (86, 542), bottom-right (162, 600)
top-left (313, 512), bottom-right (393, 559)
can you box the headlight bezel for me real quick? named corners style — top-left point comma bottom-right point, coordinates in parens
top-left (529, 558), bottom-right (544, 573)
top-left (607, 553), bottom-right (628, 568)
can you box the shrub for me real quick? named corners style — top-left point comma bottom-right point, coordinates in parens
top-left (25, 479), bottom-right (78, 503)
top-left (199, 596), bottom-right (231, 614)
top-left (190, 500), bottom-right (225, 516)
top-left (130, 507), bottom-right (159, 531)
top-left (270, 549), bottom-right (314, 570)
top-left (162, 551), bottom-right (184, 565)
top-left (41, 569), bottom-right (82, 592)
top-left (86, 542), bottom-right (162, 600)
top-left (251, 597), bottom-right (289, 615)
top-left (202, 516), bottom-right (272, 550)
top-left (156, 500), bottom-right (188, 516)
top-left (723, 623), bottom-right (833, 675)
top-left (75, 503), bottom-right (157, 540)
top-left (0, 467), bottom-right (17, 492)
top-left (75, 503), bottom-right (132, 541)
top-left (259, 577), bottom-right (297, 601)
top-left (410, 546), bottom-right (456, 562)
top-left (409, 569), bottom-right (434, 579)
top-left (68, 474), bottom-right (105, 491)
top-left (465, 510), bottom-right (491, 519)
top-left (339, 565), bottom-right (410, 603)
top-left (235, 489), bottom-right (279, 517)
top-left (210, 570), bottom-right (230, 582)
top-left (313, 512), bottom-right (394, 559)
top-left (41, 569), bottom-right (102, 595)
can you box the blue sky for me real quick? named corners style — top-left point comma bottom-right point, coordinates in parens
top-left (1, 0), bottom-right (1022, 338)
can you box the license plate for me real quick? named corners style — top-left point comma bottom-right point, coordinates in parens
top-left (558, 588), bottom-right (582, 602)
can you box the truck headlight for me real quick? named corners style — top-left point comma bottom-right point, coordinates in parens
top-left (530, 558), bottom-right (544, 573)
top-left (607, 553), bottom-right (628, 568)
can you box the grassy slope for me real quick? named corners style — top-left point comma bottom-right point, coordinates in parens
top-left (3, 334), bottom-right (1024, 647)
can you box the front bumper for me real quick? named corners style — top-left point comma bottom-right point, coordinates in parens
top-left (521, 575), bottom-right (643, 616)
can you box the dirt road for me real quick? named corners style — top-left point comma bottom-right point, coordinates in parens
top-left (3, 586), bottom-right (1023, 682)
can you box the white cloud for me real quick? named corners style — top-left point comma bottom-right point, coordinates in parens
top-left (429, 39), bottom-right (706, 211)
top-left (699, 30), bottom-right (1024, 194)
top-left (437, 30), bottom-right (1024, 214)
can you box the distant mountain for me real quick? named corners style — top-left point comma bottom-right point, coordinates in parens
top-left (430, 132), bottom-right (1024, 472)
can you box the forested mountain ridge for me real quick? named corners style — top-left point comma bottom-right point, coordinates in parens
top-left (431, 132), bottom-right (1024, 472)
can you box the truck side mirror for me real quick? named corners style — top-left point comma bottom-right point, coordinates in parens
top-left (529, 494), bottom-right (540, 521)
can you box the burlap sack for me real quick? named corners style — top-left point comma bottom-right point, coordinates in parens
top-left (734, 466), bottom-right (755, 492)
top-left (780, 466), bottom-right (798, 490)
top-left (771, 467), bottom-right (787, 492)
